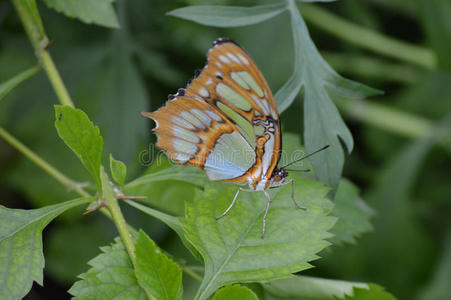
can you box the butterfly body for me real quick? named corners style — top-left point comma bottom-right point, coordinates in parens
top-left (143, 38), bottom-right (299, 237)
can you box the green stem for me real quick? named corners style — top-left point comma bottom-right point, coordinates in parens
top-left (0, 126), bottom-right (90, 197)
top-left (101, 168), bottom-right (136, 263)
top-left (11, 0), bottom-right (74, 107)
top-left (182, 265), bottom-right (203, 282)
top-left (334, 98), bottom-right (451, 150)
top-left (300, 3), bottom-right (436, 69)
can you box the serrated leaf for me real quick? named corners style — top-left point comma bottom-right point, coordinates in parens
top-left (212, 285), bottom-right (258, 300)
top-left (262, 275), bottom-right (367, 299)
top-left (275, 1), bottom-right (381, 188)
top-left (330, 179), bottom-right (374, 245)
top-left (0, 198), bottom-right (92, 300)
top-left (0, 65), bottom-right (40, 102)
top-left (69, 236), bottom-right (147, 300)
top-left (125, 200), bottom-right (202, 262)
top-left (125, 166), bottom-right (208, 190)
top-left (135, 230), bottom-right (182, 300)
top-left (41, 0), bottom-right (119, 28)
top-left (167, 3), bottom-right (286, 27)
top-left (339, 283), bottom-right (397, 300)
top-left (54, 105), bottom-right (103, 194)
top-left (183, 176), bottom-right (335, 300)
top-left (109, 154), bottom-right (126, 186)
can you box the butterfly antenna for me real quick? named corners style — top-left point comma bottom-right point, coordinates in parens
top-left (280, 145), bottom-right (330, 169)
top-left (286, 169), bottom-right (311, 173)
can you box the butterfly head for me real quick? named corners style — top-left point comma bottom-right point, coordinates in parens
top-left (271, 168), bottom-right (288, 183)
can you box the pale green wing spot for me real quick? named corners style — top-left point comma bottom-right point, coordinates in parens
top-left (173, 126), bottom-right (201, 143)
top-left (216, 82), bottom-right (252, 111)
top-left (236, 71), bottom-right (264, 98)
top-left (173, 139), bottom-right (198, 154)
top-left (217, 102), bottom-right (256, 148)
top-left (254, 124), bottom-right (265, 136)
top-left (180, 111), bottom-right (205, 129)
top-left (231, 72), bottom-right (250, 90)
top-left (204, 131), bottom-right (255, 180)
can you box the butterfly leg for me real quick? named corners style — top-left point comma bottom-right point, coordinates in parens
top-left (288, 179), bottom-right (307, 210)
top-left (261, 190), bottom-right (272, 239)
top-left (216, 188), bottom-right (252, 220)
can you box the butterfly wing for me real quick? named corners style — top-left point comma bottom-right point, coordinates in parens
top-left (144, 38), bottom-right (281, 187)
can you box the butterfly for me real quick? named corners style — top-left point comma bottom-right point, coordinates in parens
top-left (142, 38), bottom-right (327, 238)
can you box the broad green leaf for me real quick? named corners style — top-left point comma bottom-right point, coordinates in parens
top-left (420, 0), bottom-right (451, 69)
top-left (125, 166), bottom-right (208, 189)
top-left (183, 176), bottom-right (335, 300)
top-left (109, 154), bottom-right (127, 186)
top-left (54, 105), bottom-right (103, 194)
top-left (0, 65), bottom-right (40, 102)
top-left (212, 285), bottom-right (258, 300)
top-left (0, 198), bottom-right (92, 300)
top-left (135, 230), bottom-right (183, 300)
top-left (340, 284), bottom-right (397, 300)
top-left (98, 32), bottom-right (148, 163)
top-left (167, 3), bottom-right (287, 27)
top-left (418, 231), bottom-right (451, 300)
top-left (125, 200), bottom-right (202, 262)
top-left (330, 179), bottom-right (374, 245)
top-left (69, 236), bottom-right (146, 300)
top-left (41, 0), bottom-right (119, 28)
top-left (275, 1), bottom-right (381, 188)
top-left (262, 276), bottom-right (367, 299)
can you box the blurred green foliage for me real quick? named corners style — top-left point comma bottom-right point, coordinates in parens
top-left (1, 0), bottom-right (450, 299)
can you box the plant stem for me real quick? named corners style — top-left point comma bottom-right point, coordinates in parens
top-left (101, 168), bottom-right (136, 263)
top-left (182, 265), bottom-right (203, 282)
top-left (11, 0), bottom-right (74, 108)
top-left (0, 126), bottom-right (90, 197)
top-left (300, 3), bottom-right (436, 70)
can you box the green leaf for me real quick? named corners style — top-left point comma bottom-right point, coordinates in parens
top-left (54, 105), bottom-right (103, 194)
top-left (135, 230), bottom-right (183, 300)
top-left (183, 176), bottom-right (335, 300)
top-left (212, 285), bottom-right (258, 300)
top-left (339, 284), bottom-right (397, 300)
top-left (125, 166), bottom-right (208, 189)
top-left (418, 231), bottom-right (451, 300)
top-left (420, 0), bottom-right (451, 69)
top-left (330, 179), bottom-right (374, 245)
top-left (275, 1), bottom-right (381, 188)
top-left (109, 154), bottom-right (127, 186)
top-left (98, 32), bottom-right (148, 163)
top-left (167, 3), bottom-right (287, 27)
top-left (69, 236), bottom-right (147, 300)
top-left (41, 0), bottom-right (119, 28)
top-left (125, 200), bottom-right (202, 262)
top-left (0, 65), bottom-right (40, 102)
top-left (262, 275), bottom-right (367, 299)
top-left (0, 198), bottom-right (92, 300)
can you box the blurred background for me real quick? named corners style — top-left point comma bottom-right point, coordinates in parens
top-left (0, 0), bottom-right (450, 299)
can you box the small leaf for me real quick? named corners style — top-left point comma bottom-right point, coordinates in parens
top-left (125, 200), bottom-right (202, 262)
top-left (340, 283), bottom-right (397, 300)
top-left (125, 165), bottom-right (208, 189)
top-left (262, 275), bottom-right (367, 299)
top-left (41, 0), bottom-right (119, 28)
top-left (54, 105), bottom-right (103, 194)
top-left (276, 2), bottom-right (381, 188)
top-left (0, 65), bottom-right (40, 102)
top-left (135, 230), bottom-right (183, 300)
top-left (184, 176), bottom-right (335, 300)
top-left (212, 285), bottom-right (258, 300)
top-left (0, 198), bottom-right (92, 300)
top-left (69, 236), bottom-right (147, 299)
top-left (109, 154), bottom-right (127, 186)
top-left (330, 179), bottom-right (374, 245)
top-left (167, 3), bottom-right (287, 27)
